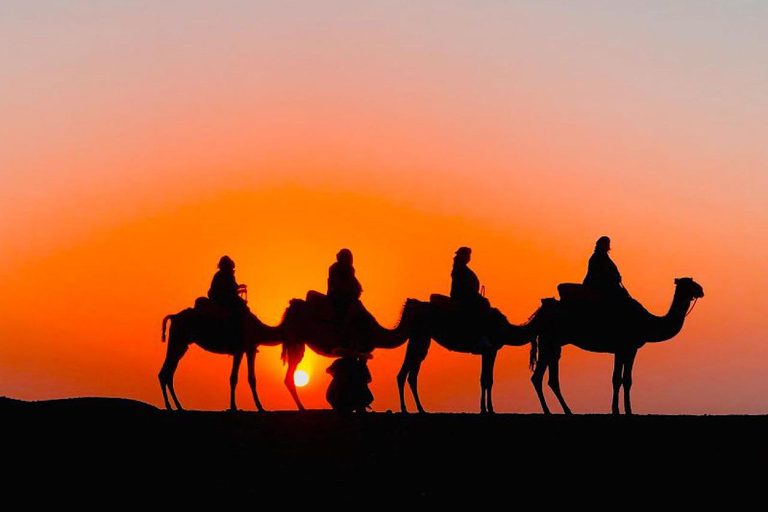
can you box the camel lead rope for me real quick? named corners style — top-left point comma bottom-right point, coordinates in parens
top-left (685, 297), bottom-right (698, 317)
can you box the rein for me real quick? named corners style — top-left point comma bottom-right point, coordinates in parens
top-left (685, 297), bottom-right (699, 317)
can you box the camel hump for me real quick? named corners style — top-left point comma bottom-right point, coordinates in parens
top-left (306, 290), bottom-right (327, 302)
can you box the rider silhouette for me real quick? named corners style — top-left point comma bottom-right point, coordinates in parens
top-left (328, 249), bottom-right (365, 348)
top-left (208, 256), bottom-right (248, 311)
top-left (207, 255), bottom-right (249, 339)
top-left (450, 247), bottom-right (492, 348)
top-left (451, 247), bottom-right (489, 309)
top-left (583, 236), bottom-right (630, 300)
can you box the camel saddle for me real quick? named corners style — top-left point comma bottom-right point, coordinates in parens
top-left (193, 296), bottom-right (234, 321)
top-left (304, 290), bottom-right (337, 323)
top-left (429, 293), bottom-right (460, 313)
top-left (557, 283), bottom-right (598, 303)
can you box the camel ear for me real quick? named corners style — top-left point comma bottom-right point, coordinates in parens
top-left (674, 278), bottom-right (680, 284)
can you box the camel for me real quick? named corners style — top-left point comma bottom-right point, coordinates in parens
top-left (529, 277), bottom-right (704, 415)
top-left (159, 301), bottom-right (283, 412)
top-left (278, 292), bottom-right (419, 410)
top-left (396, 295), bottom-right (538, 414)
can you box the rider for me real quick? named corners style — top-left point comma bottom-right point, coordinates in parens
top-left (583, 236), bottom-right (630, 301)
top-left (328, 249), bottom-right (365, 348)
top-left (208, 255), bottom-right (249, 334)
top-left (450, 247), bottom-right (489, 309)
top-left (450, 247), bottom-right (493, 348)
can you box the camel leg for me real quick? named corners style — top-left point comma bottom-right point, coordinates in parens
top-left (396, 357), bottom-right (411, 413)
top-left (398, 337), bottom-right (430, 414)
top-left (407, 360), bottom-right (427, 414)
top-left (531, 358), bottom-right (550, 415)
top-left (158, 342), bottom-right (187, 411)
top-left (546, 347), bottom-right (572, 415)
top-left (246, 347), bottom-right (264, 412)
top-left (283, 343), bottom-right (306, 411)
top-left (611, 354), bottom-right (623, 415)
top-left (405, 336), bottom-right (431, 413)
top-left (229, 352), bottom-right (243, 412)
top-left (480, 349), bottom-right (498, 414)
top-left (530, 335), bottom-right (553, 415)
top-left (167, 377), bottom-right (183, 411)
top-left (623, 350), bottom-right (637, 415)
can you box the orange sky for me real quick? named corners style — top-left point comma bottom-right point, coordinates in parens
top-left (1, 2), bottom-right (766, 413)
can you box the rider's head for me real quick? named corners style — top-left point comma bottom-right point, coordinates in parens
top-left (336, 248), bottom-right (353, 266)
top-left (595, 236), bottom-right (611, 253)
top-left (454, 246), bottom-right (472, 265)
top-left (218, 255), bottom-right (235, 271)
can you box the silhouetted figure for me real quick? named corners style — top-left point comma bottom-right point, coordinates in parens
top-left (208, 255), bottom-right (249, 314)
top-left (450, 247), bottom-right (492, 344)
top-left (202, 255), bottom-right (251, 350)
top-left (328, 249), bottom-right (365, 348)
top-left (326, 353), bottom-right (373, 413)
top-left (583, 236), bottom-right (630, 300)
top-left (450, 247), bottom-right (482, 305)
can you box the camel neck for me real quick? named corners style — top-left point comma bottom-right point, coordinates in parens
top-left (646, 288), bottom-right (692, 343)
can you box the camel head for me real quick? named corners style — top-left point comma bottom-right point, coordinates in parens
top-left (674, 277), bottom-right (705, 301)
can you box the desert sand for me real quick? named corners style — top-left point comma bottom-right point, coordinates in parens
top-left (3, 396), bottom-right (765, 505)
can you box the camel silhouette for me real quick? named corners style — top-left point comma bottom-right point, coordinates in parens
top-left (159, 304), bottom-right (282, 411)
top-left (530, 277), bottom-right (704, 415)
top-left (396, 294), bottom-right (538, 414)
top-left (278, 292), bottom-right (419, 410)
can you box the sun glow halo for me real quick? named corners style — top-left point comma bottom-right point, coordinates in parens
top-left (294, 370), bottom-right (310, 387)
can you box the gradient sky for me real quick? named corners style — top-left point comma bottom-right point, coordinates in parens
top-left (1, 1), bottom-right (766, 414)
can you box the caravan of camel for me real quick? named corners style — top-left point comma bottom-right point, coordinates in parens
top-left (158, 247), bottom-right (704, 416)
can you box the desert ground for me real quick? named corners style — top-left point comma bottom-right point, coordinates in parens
top-left (3, 396), bottom-right (765, 505)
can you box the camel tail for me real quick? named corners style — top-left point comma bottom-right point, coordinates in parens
top-left (161, 315), bottom-right (173, 343)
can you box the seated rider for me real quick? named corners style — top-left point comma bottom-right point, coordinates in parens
top-left (450, 247), bottom-right (493, 349)
top-left (328, 249), bottom-right (364, 348)
top-left (450, 246), bottom-right (490, 311)
top-left (583, 236), bottom-right (630, 301)
top-left (207, 255), bottom-right (249, 332)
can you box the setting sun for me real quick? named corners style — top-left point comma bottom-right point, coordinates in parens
top-left (294, 370), bottom-right (310, 388)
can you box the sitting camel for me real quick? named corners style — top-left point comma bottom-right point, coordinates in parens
top-left (529, 277), bottom-right (704, 415)
top-left (159, 298), bottom-right (282, 412)
top-left (397, 294), bottom-right (538, 414)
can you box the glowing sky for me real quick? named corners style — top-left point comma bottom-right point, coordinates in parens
top-left (1, 1), bottom-right (766, 413)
